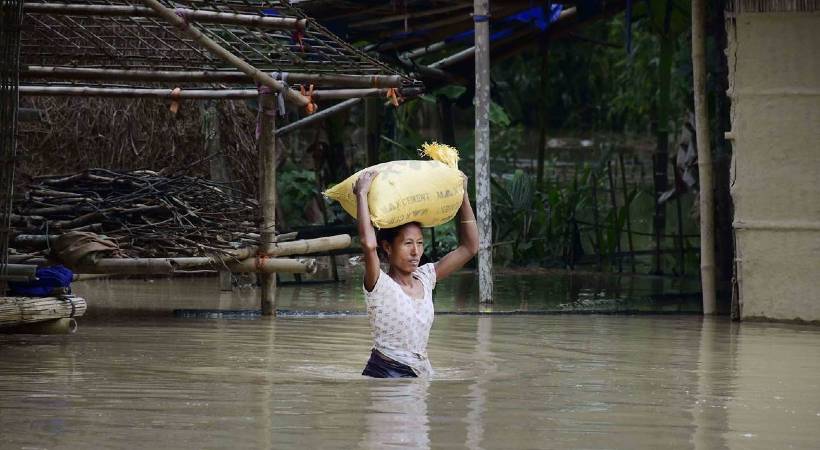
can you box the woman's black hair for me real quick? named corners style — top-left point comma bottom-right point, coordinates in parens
top-left (375, 221), bottom-right (428, 264)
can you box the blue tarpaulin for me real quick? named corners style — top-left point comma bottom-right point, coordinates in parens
top-left (8, 265), bottom-right (73, 297)
top-left (443, 4), bottom-right (564, 45)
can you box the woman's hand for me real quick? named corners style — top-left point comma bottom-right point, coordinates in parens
top-left (354, 170), bottom-right (378, 197)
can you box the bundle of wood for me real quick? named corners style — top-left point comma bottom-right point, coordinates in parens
top-left (11, 169), bottom-right (264, 258)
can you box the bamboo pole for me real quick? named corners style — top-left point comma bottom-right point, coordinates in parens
top-left (312, 88), bottom-right (408, 101)
top-left (402, 41), bottom-right (448, 60)
top-left (137, 0), bottom-right (308, 108)
top-left (0, 295), bottom-right (86, 327)
top-left (0, 264), bottom-right (37, 281)
top-left (19, 85), bottom-right (407, 100)
top-left (618, 152), bottom-right (636, 272)
top-left (474, 0), bottom-right (493, 304)
top-left (72, 256), bottom-right (315, 274)
top-left (23, 3), bottom-right (308, 30)
top-left (276, 98), bottom-right (361, 136)
top-left (692, 0), bottom-right (716, 314)
top-left (258, 93), bottom-right (277, 316)
top-left (22, 66), bottom-right (405, 88)
top-left (226, 234), bottom-right (352, 261)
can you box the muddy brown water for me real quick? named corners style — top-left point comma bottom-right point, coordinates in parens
top-left (2, 271), bottom-right (819, 449)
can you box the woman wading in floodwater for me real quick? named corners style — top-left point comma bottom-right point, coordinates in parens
top-left (354, 170), bottom-right (479, 378)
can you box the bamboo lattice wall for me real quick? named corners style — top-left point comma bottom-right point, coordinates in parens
top-left (19, 0), bottom-right (421, 92)
top-left (0, 0), bottom-right (23, 276)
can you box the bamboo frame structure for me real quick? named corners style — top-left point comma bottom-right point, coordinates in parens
top-left (138, 0), bottom-right (306, 107)
top-left (18, 1), bottom-right (419, 94)
top-left (23, 3), bottom-right (308, 30)
top-left (1, 1), bottom-right (426, 317)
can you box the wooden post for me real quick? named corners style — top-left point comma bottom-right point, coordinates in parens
top-left (258, 93), bottom-right (277, 316)
top-left (474, 0), bottom-right (493, 304)
top-left (692, 0), bottom-right (716, 314)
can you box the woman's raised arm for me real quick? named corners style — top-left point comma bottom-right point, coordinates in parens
top-left (354, 171), bottom-right (381, 291)
top-left (434, 180), bottom-right (479, 281)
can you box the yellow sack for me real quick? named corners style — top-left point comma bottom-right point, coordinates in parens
top-left (324, 142), bottom-right (464, 228)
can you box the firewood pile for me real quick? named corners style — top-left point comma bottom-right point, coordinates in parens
top-left (10, 169), bottom-right (264, 258)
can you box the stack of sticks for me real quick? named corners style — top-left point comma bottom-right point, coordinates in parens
top-left (10, 168), bottom-right (265, 258)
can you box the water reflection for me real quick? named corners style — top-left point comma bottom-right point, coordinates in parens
top-left (3, 276), bottom-right (820, 449)
top-left (691, 317), bottom-right (737, 450)
top-left (466, 316), bottom-right (495, 450)
top-left (362, 380), bottom-right (430, 449)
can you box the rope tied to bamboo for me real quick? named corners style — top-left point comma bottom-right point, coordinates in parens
top-left (61, 296), bottom-right (76, 318)
top-left (173, 8), bottom-right (190, 29)
top-left (255, 253), bottom-right (270, 272)
top-left (255, 84), bottom-right (277, 140)
top-left (169, 87), bottom-right (182, 114)
top-left (386, 87), bottom-right (402, 107)
top-left (270, 72), bottom-right (289, 117)
top-left (291, 29), bottom-right (306, 52)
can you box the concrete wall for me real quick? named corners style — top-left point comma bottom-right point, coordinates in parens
top-left (727, 11), bottom-right (820, 322)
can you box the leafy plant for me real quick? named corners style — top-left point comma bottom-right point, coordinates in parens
top-left (278, 165), bottom-right (318, 227)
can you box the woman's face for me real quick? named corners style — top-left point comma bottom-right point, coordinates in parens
top-left (383, 223), bottom-right (424, 273)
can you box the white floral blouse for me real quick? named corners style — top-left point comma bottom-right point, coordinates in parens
top-left (364, 263), bottom-right (436, 377)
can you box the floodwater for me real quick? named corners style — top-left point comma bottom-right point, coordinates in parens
top-left (2, 271), bottom-right (820, 449)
